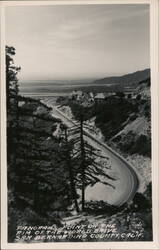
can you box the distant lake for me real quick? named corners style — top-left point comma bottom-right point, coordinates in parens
top-left (19, 80), bottom-right (117, 97)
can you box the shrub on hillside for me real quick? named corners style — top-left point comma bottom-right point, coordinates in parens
top-left (118, 132), bottom-right (151, 157)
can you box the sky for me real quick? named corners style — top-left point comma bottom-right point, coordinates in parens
top-left (5, 4), bottom-right (150, 80)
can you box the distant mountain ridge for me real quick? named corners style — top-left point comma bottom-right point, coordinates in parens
top-left (93, 69), bottom-right (150, 88)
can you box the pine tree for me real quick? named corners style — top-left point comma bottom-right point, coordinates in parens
top-left (6, 46), bottom-right (21, 194)
top-left (60, 123), bottom-right (80, 213)
top-left (66, 106), bottom-right (116, 211)
top-left (6, 46), bottom-right (21, 112)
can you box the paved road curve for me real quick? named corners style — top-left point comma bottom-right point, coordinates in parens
top-left (42, 99), bottom-right (139, 206)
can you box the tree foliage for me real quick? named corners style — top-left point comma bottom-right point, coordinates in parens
top-left (6, 47), bottom-right (73, 241)
top-left (61, 107), bottom-right (116, 211)
top-left (6, 46), bottom-right (21, 111)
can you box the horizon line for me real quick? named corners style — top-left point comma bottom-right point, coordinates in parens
top-left (19, 67), bottom-right (150, 82)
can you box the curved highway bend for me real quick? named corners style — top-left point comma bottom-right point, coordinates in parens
top-left (42, 100), bottom-right (139, 206)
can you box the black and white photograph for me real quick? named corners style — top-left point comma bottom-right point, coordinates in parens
top-left (0, 0), bottom-right (159, 249)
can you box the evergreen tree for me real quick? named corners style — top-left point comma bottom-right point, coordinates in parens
top-left (6, 46), bottom-right (21, 193)
top-left (6, 46), bottom-right (21, 112)
top-left (60, 123), bottom-right (80, 213)
top-left (66, 105), bottom-right (116, 211)
top-left (6, 47), bottom-right (74, 241)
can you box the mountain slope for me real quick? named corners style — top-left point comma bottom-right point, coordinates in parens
top-left (94, 69), bottom-right (150, 88)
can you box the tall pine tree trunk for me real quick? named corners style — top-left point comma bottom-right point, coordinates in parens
top-left (64, 128), bottom-right (79, 213)
top-left (6, 58), bottom-right (10, 113)
top-left (80, 115), bottom-right (86, 211)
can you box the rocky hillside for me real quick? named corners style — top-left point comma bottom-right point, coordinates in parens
top-left (105, 78), bottom-right (151, 193)
top-left (110, 78), bottom-right (151, 156)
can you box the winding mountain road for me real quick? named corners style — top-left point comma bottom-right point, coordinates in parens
top-left (42, 99), bottom-right (139, 206)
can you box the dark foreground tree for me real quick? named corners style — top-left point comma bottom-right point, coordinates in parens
top-left (6, 46), bottom-right (21, 112)
top-left (60, 123), bottom-right (80, 213)
top-left (65, 105), bottom-right (116, 211)
top-left (6, 47), bottom-right (74, 241)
